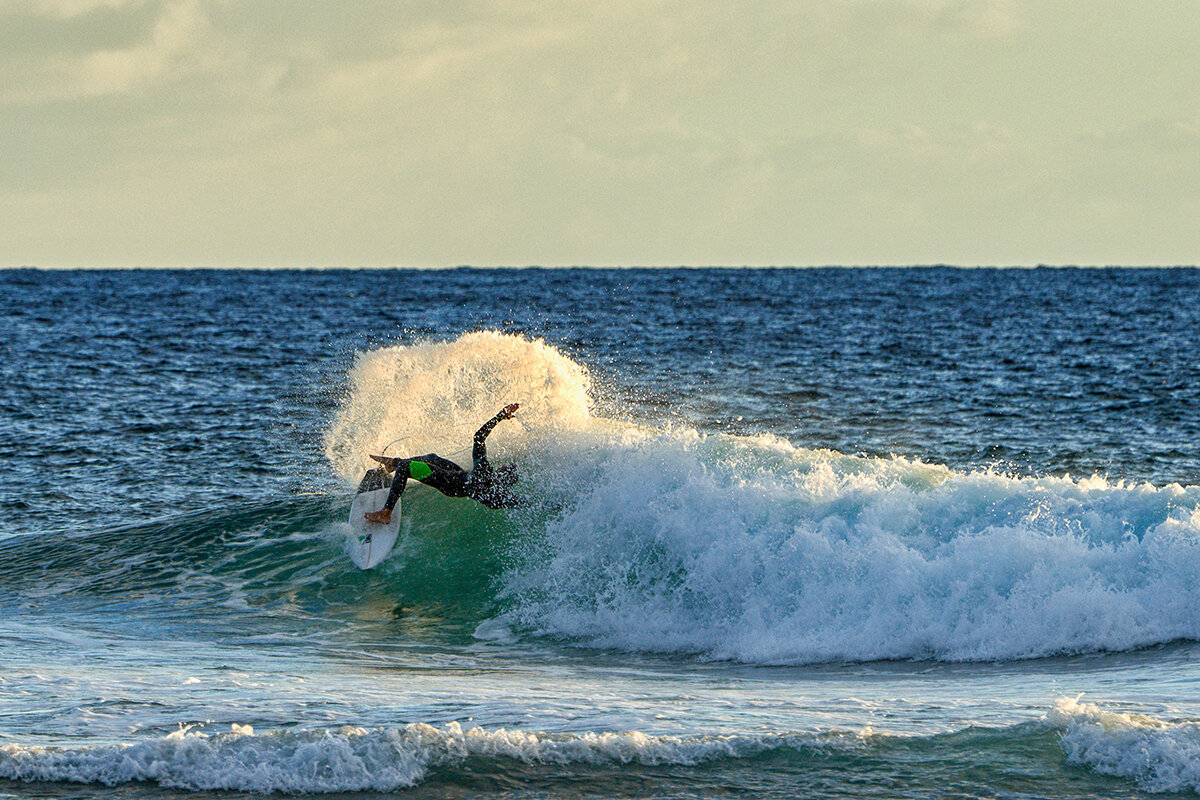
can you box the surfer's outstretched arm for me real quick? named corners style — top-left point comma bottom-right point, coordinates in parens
top-left (472, 404), bottom-right (519, 462)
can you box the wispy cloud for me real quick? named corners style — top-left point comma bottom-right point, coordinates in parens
top-left (74, 0), bottom-right (211, 95)
top-left (1, 0), bottom-right (218, 101)
top-left (0, 0), bottom-right (149, 19)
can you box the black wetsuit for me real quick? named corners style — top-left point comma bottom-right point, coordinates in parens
top-left (357, 412), bottom-right (519, 511)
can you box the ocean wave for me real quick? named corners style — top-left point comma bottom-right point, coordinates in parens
top-left (4, 704), bottom-right (1198, 795)
top-left (499, 417), bottom-right (1200, 663)
top-left (0, 723), bottom-right (862, 794)
top-left (7, 332), bottom-right (1200, 666)
top-left (319, 332), bottom-right (1200, 666)
top-left (1050, 697), bottom-right (1200, 794)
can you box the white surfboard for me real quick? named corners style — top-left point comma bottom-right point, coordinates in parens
top-left (347, 488), bottom-right (401, 569)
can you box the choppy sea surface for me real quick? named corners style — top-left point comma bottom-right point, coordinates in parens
top-left (2, 266), bottom-right (1199, 799)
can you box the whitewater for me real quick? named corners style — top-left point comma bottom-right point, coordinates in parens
top-left (325, 331), bottom-right (1200, 665)
top-left (2, 267), bottom-right (1199, 798)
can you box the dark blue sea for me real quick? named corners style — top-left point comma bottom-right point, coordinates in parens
top-left (2, 267), bottom-right (1199, 798)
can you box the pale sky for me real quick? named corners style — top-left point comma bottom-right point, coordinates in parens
top-left (2, 0), bottom-right (1198, 267)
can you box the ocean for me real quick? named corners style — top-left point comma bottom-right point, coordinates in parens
top-left (1, 266), bottom-right (1199, 798)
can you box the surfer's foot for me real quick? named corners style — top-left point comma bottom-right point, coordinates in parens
top-left (364, 509), bottom-right (392, 525)
top-left (369, 454), bottom-right (397, 471)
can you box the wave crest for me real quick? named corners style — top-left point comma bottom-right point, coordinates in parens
top-left (0, 723), bottom-right (857, 794)
top-left (1051, 697), bottom-right (1200, 794)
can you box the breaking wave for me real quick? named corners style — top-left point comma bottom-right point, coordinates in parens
top-left (322, 333), bottom-right (1200, 664)
top-left (499, 424), bottom-right (1200, 663)
top-left (4, 701), bottom-right (1197, 795)
top-left (0, 723), bottom-right (863, 794)
top-left (1052, 697), bottom-right (1200, 794)
top-left (5, 332), bottom-right (1199, 666)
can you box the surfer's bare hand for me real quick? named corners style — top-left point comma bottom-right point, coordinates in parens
top-left (500, 403), bottom-right (520, 419)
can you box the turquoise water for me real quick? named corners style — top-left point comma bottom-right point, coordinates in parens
top-left (2, 268), bottom-right (1199, 798)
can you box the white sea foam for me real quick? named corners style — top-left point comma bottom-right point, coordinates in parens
top-left (1050, 698), bottom-right (1200, 794)
top-left (0, 723), bottom-right (852, 793)
top-left (7, 701), bottom-right (1198, 794)
top-left (329, 333), bottom-right (1200, 664)
top-left (323, 332), bottom-right (593, 482)
top-left (505, 422), bottom-right (1200, 662)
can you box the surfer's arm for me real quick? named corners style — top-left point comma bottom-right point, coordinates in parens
top-left (473, 404), bottom-right (519, 461)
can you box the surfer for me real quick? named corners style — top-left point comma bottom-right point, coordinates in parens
top-left (360, 404), bottom-right (522, 523)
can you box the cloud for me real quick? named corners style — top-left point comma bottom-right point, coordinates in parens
top-left (74, 0), bottom-right (210, 95)
top-left (1, 1), bottom-right (1197, 267)
top-left (1, 0), bottom-right (215, 101)
top-left (0, 0), bottom-right (149, 19)
top-left (885, 0), bottom-right (1023, 39)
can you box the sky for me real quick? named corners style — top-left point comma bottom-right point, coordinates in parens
top-left (2, 0), bottom-right (1198, 268)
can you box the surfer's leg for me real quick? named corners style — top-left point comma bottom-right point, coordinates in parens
top-left (420, 454), bottom-right (464, 473)
top-left (380, 453), bottom-right (466, 506)
top-left (367, 455), bottom-right (469, 525)
top-left (408, 454), bottom-right (470, 497)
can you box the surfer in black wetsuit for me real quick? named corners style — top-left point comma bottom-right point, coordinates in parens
top-left (360, 404), bottom-right (521, 524)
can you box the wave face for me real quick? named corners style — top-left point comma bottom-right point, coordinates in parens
top-left (315, 332), bottom-right (1200, 665)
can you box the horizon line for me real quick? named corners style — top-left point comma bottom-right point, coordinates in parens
top-left (4, 263), bottom-right (1198, 271)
